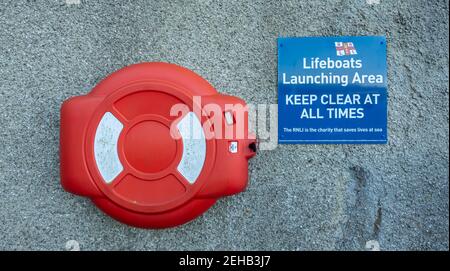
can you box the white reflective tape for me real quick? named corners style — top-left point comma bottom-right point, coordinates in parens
top-left (225, 111), bottom-right (234, 125)
top-left (177, 112), bottom-right (206, 184)
top-left (94, 112), bottom-right (123, 183)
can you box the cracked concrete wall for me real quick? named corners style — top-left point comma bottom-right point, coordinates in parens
top-left (0, 0), bottom-right (448, 250)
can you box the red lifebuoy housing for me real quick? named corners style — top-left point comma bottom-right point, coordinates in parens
top-left (60, 62), bottom-right (256, 228)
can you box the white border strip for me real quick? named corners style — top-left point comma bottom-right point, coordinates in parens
top-left (94, 112), bottom-right (124, 183)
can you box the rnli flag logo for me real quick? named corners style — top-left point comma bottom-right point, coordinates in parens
top-left (335, 42), bottom-right (357, 56)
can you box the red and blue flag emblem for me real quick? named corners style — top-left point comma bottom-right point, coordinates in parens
top-left (335, 42), bottom-right (357, 56)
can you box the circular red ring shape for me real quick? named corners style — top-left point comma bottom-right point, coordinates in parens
top-left (60, 62), bottom-right (256, 228)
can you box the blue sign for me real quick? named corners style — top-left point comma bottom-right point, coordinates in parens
top-left (278, 36), bottom-right (387, 144)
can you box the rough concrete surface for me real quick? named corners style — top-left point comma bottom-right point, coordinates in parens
top-left (0, 0), bottom-right (448, 250)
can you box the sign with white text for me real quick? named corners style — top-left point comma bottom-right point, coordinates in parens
top-left (278, 36), bottom-right (387, 144)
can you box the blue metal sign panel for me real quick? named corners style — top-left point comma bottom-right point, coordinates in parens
top-left (278, 36), bottom-right (387, 144)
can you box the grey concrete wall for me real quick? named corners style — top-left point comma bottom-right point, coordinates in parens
top-left (0, 0), bottom-right (448, 250)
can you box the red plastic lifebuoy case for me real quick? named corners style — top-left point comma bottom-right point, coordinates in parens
top-left (60, 62), bottom-right (256, 228)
